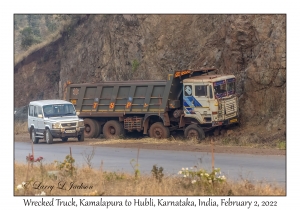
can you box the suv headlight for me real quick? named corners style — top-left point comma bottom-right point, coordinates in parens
top-left (78, 121), bottom-right (84, 127)
top-left (52, 122), bottom-right (60, 129)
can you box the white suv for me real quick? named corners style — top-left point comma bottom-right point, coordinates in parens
top-left (28, 100), bottom-right (85, 144)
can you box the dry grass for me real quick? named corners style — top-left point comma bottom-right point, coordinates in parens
top-left (14, 121), bottom-right (28, 134)
top-left (90, 137), bottom-right (191, 145)
top-left (14, 162), bottom-right (285, 196)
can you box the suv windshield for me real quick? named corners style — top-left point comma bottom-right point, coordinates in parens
top-left (213, 78), bottom-right (236, 99)
top-left (43, 104), bottom-right (76, 117)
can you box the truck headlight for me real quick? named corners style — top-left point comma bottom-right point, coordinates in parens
top-left (52, 122), bottom-right (60, 129)
top-left (78, 121), bottom-right (84, 127)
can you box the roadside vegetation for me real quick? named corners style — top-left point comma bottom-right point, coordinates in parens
top-left (14, 153), bottom-right (285, 196)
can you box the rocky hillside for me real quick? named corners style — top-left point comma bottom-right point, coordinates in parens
top-left (14, 14), bottom-right (286, 141)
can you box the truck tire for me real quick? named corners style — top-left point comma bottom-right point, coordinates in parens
top-left (84, 118), bottom-right (99, 138)
top-left (149, 122), bottom-right (170, 139)
top-left (45, 129), bottom-right (53, 144)
top-left (31, 128), bottom-right (39, 144)
top-left (103, 120), bottom-right (124, 139)
top-left (95, 121), bottom-right (103, 138)
top-left (184, 124), bottom-right (205, 141)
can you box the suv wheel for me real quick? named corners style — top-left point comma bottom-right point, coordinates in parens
top-left (31, 128), bottom-right (39, 144)
top-left (78, 133), bottom-right (84, 142)
top-left (45, 129), bottom-right (53, 144)
top-left (62, 137), bottom-right (68, 142)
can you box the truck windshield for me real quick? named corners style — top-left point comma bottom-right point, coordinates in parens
top-left (43, 104), bottom-right (76, 117)
top-left (227, 78), bottom-right (236, 95)
top-left (213, 78), bottom-right (236, 99)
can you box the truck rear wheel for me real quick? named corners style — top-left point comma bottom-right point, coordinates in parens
top-left (149, 122), bottom-right (170, 139)
top-left (103, 120), bottom-right (124, 139)
top-left (184, 124), bottom-right (205, 141)
top-left (95, 121), bottom-right (103, 137)
top-left (84, 118), bottom-right (99, 138)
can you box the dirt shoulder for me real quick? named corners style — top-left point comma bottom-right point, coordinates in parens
top-left (14, 134), bottom-right (286, 156)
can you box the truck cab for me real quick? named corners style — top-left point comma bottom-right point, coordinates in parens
top-left (182, 74), bottom-right (239, 128)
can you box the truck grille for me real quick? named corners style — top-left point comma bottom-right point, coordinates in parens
top-left (219, 97), bottom-right (238, 120)
top-left (61, 122), bottom-right (77, 127)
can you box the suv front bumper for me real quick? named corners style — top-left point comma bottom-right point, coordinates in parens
top-left (50, 127), bottom-right (85, 138)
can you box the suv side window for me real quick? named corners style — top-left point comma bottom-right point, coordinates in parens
top-left (34, 106), bottom-right (38, 117)
top-left (37, 106), bottom-right (43, 116)
top-left (29, 105), bottom-right (34, 116)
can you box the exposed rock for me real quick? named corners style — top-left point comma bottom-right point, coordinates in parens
top-left (14, 14), bottom-right (286, 136)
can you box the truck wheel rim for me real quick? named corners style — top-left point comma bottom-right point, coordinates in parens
top-left (154, 128), bottom-right (163, 138)
top-left (85, 125), bottom-right (91, 133)
top-left (109, 126), bottom-right (116, 135)
top-left (46, 131), bottom-right (49, 141)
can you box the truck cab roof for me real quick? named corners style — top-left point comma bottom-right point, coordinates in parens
top-left (183, 74), bottom-right (235, 83)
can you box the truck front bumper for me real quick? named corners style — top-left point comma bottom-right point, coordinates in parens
top-left (212, 117), bottom-right (238, 126)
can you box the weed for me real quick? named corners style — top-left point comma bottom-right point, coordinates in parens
top-left (82, 147), bottom-right (95, 169)
top-left (55, 155), bottom-right (76, 177)
top-left (276, 140), bottom-right (286, 150)
top-left (103, 171), bottom-right (125, 181)
top-left (151, 165), bottom-right (164, 182)
top-left (130, 158), bottom-right (140, 179)
top-left (132, 59), bottom-right (139, 72)
top-left (130, 148), bottom-right (140, 179)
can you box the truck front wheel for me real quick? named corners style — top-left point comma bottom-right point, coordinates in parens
top-left (103, 120), bottom-right (124, 139)
top-left (149, 122), bottom-right (170, 139)
top-left (184, 124), bottom-right (205, 141)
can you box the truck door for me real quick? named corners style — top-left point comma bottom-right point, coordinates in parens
top-left (193, 84), bottom-right (210, 109)
top-left (193, 84), bottom-right (214, 123)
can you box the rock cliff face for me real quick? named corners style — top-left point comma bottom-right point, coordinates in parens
top-left (14, 14), bottom-right (286, 137)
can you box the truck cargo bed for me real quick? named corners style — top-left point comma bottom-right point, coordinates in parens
top-left (66, 80), bottom-right (171, 115)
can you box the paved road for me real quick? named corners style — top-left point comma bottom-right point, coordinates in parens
top-left (14, 142), bottom-right (286, 186)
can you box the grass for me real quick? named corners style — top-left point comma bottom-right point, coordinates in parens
top-left (14, 124), bottom-right (285, 196)
top-left (14, 162), bottom-right (285, 196)
top-left (276, 140), bottom-right (286, 150)
top-left (14, 121), bottom-right (28, 134)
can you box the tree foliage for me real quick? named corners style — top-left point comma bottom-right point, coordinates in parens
top-left (20, 27), bottom-right (41, 49)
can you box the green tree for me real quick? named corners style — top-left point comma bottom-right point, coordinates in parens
top-left (20, 27), bottom-right (36, 49)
